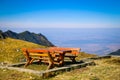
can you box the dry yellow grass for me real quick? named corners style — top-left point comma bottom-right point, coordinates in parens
top-left (76, 51), bottom-right (97, 61)
top-left (1, 38), bottom-right (119, 80)
top-left (0, 57), bottom-right (119, 80)
top-left (49, 57), bottom-right (120, 80)
top-left (0, 38), bottom-right (46, 63)
top-left (0, 68), bottom-right (43, 80)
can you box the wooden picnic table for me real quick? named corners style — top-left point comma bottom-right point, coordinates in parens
top-left (22, 47), bottom-right (80, 69)
top-left (49, 47), bottom-right (80, 62)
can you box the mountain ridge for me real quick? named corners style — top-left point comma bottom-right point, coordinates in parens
top-left (0, 30), bottom-right (54, 47)
top-left (109, 49), bottom-right (120, 55)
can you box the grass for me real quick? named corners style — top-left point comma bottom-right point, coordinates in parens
top-left (48, 57), bottom-right (120, 80)
top-left (76, 51), bottom-right (97, 61)
top-left (1, 57), bottom-right (120, 80)
top-left (19, 63), bottom-right (48, 71)
top-left (0, 68), bottom-right (43, 80)
top-left (1, 38), bottom-right (119, 80)
top-left (0, 38), bottom-right (46, 64)
top-left (105, 57), bottom-right (120, 65)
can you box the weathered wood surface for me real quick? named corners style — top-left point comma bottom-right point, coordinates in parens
top-left (0, 61), bottom-right (95, 78)
top-left (49, 47), bottom-right (80, 55)
top-left (21, 47), bottom-right (80, 70)
top-left (49, 47), bottom-right (81, 63)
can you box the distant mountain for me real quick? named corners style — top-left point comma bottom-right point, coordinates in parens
top-left (0, 30), bottom-right (54, 47)
top-left (109, 49), bottom-right (120, 55)
top-left (0, 30), bottom-right (6, 39)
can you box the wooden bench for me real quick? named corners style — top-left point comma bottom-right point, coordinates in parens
top-left (21, 48), bottom-right (72, 70)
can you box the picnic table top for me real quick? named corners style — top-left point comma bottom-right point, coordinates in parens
top-left (22, 48), bottom-right (72, 54)
top-left (22, 47), bottom-right (80, 55)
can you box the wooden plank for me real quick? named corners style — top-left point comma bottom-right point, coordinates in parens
top-left (31, 57), bottom-right (49, 60)
top-left (22, 48), bottom-right (49, 53)
top-left (30, 53), bottom-right (48, 57)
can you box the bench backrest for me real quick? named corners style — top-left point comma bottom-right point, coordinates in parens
top-left (21, 48), bottom-right (52, 60)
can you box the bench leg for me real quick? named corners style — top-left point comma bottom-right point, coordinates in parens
top-left (24, 62), bottom-right (29, 67)
top-left (47, 52), bottom-right (55, 69)
top-left (30, 58), bottom-right (35, 64)
top-left (24, 57), bottom-right (34, 67)
top-left (24, 59), bottom-right (31, 67)
top-left (24, 50), bottom-right (32, 67)
top-left (47, 62), bottom-right (54, 70)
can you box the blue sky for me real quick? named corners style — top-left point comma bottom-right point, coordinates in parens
top-left (0, 0), bottom-right (120, 29)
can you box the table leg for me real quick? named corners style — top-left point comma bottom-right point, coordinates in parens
top-left (59, 53), bottom-right (65, 66)
top-left (70, 57), bottom-right (76, 63)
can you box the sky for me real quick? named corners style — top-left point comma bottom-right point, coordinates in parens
top-left (0, 0), bottom-right (120, 30)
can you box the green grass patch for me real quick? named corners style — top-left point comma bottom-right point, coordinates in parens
top-left (19, 63), bottom-right (48, 71)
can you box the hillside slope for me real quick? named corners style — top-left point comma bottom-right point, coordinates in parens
top-left (0, 38), bottom-right (119, 80)
top-left (109, 49), bottom-right (120, 55)
top-left (0, 38), bottom-right (95, 63)
top-left (0, 38), bottom-right (46, 63)
top-left (0, 30), bottom-right (54, 46)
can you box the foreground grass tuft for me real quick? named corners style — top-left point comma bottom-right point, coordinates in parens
top-left (0, 68), bottom-right (43, 80)
top-left (76, 51), bottom-right (97, 61)
top-left (104, 57), bottom-right (120, 65)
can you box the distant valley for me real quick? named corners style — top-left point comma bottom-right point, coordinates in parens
top-left (34, 28), bottom-right (120, 55)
